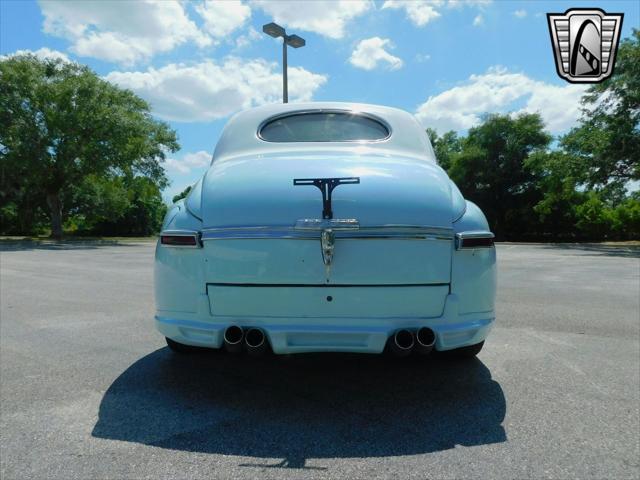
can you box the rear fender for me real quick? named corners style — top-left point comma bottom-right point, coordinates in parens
top-left (451, 201), bottom-right (496, 315)
top-left (155, 201), bottom-right (205, 313)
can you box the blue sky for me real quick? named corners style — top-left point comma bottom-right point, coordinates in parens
top-left (1, 0), bottom-right (638, 200)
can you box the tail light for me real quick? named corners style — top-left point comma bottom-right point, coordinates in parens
top-left (455, 231), bottom-right (495, 250)
top-left (160, 231), bottom-right (200, 247)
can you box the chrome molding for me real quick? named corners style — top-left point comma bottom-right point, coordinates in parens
top-left (295, 218), bottom-right (360, 230)
top-left (320, 229), bottom-right (335, 265)
top-left (201, 223), bottom-right (454, 241)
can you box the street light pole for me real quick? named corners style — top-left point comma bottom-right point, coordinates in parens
top-left (263, 22), bottom-right (305, 104)
top-left (282, 37), bottom-right (288, 103)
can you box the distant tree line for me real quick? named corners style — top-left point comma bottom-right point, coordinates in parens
top-left (429, 30), bottom-right (639, 241)
top-left (1, 31), bottom-right (638, 240)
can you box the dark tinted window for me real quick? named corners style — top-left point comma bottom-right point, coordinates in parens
top-left (259, 112), bottom-right (389, 142)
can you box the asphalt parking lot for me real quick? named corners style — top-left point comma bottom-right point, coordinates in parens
top-left (1, 241), bottom-right (639, 479)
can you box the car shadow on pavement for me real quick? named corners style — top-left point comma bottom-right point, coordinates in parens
top-left (92, 348), bottom-right (506, 469)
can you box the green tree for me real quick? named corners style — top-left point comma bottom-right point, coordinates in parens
top-left (561, 29), bottom-right (639, 189)
top-left (524, 31), bottom-right (640, 241)
top-left (426, 128), bottom-right (462, 172)
top-left (61, 175), bottom-right (166, 236)
top-left (0, 55), bottom-right (178, 237)
top-left (88, 177), bottom-right (168, 236)
top-left (68, 175), bottom-right (131, 232)
top-left (525, 150), bottom-right (585, 239)
top-left (610, 193), bottom-right (640, 240)
top-left (447, 113), bottom-right (552, 239)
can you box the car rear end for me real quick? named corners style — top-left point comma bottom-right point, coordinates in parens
top-left (154, 103), bottom-right (496, 356)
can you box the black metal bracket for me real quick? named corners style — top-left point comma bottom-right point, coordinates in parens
top-left (293, 177), bottom-right (360, 219)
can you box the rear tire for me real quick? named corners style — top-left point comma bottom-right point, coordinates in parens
top-left (165, 337), bottom-right (199, 353)
top-left (446, 341), bottom-right (484, 358)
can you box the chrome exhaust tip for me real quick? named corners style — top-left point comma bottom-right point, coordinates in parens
top-left (245, 328), bottom-right (268, 356)
top-left (415, 327), bottom-right (436, 355)
top-left (388, 329), bottom-right (414, 357)
top-left (223, 325), bottom-right (244, 353)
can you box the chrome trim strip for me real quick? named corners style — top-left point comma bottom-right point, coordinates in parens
top-left (208, 282), bottom-right (450, 288)
top-left (295, 218), bottom-right (360, 230)
top-left (201, 224), bottom-right (454, 241)
top-left (161, 229), bottom-right (200, 236)
top-left (159, 230), bottom-right (202, 248)
top-left (456, 230), bottom-right (495, 239)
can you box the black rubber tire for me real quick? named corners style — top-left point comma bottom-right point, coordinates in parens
top-left (165, 337), bottom-right (199, 353)
top-left (447, 340), bottom-right (484, 358)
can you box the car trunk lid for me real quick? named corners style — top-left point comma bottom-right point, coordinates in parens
top-left (201, 151), bottom-right (453, 285)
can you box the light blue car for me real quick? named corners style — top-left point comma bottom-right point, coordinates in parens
top-left (155, 102), bottom-right (496, 358)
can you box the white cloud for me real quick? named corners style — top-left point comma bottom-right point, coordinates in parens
top-left (349, 37), bottom-right (403, 71)
top-left (165, 150), bottom-right (211, 174)
top-left (447, 0), bottom-right (492, 8)
top-left (473, 14), bottom-right (484, 26)
top-left (2, 47), bottom-right (70, 62)
top-left (105, 57), bottom-right (327, 122)
top-left (415, 66), bottom-right (586, 134)
top-left (38, 0), bottom-right (210, 65)
top-left (235, 27), bottom-right (262, 49)
top-left (382, 0), bottom-right (491, 27)
top-left (196, 0), bottom-right (251, 38)
top-left (513, 9), bottom-right (527, 19)
top-left (381, 0), bottom-right (441, 26)
top-left (415, 53), bottom-right (431, 63)
top-left (252, 0), bottom-right (371, 39)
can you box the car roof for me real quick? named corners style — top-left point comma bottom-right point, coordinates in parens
top-left (211, 102), bottom-right (436, 163)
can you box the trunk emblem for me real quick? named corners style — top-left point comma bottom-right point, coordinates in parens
top-left (293, 177), bottom-right (360, 219)
top-left (320, 228), bottom-right (335, 266)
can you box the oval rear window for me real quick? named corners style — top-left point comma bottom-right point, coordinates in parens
top-left (259, 112), bottom-right (390, 142)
